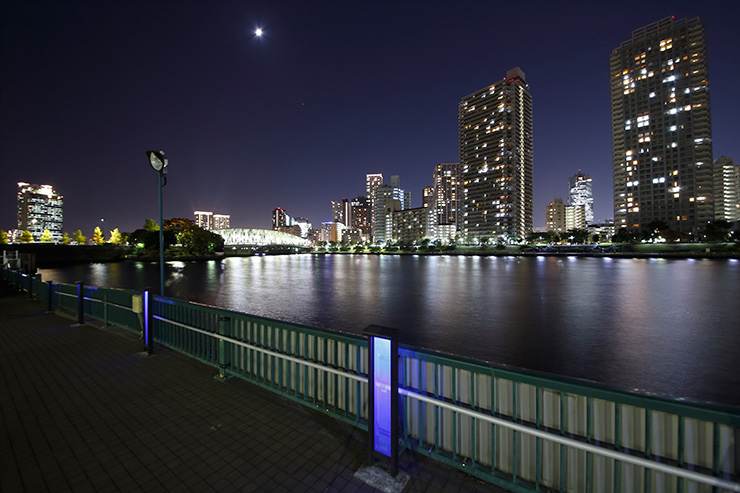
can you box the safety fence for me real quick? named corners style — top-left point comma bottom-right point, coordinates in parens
top-left (3, 267), bottom-right (739, 492)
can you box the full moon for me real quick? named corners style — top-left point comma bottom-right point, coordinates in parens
top-left (255, 28), bottom-right (263, 37)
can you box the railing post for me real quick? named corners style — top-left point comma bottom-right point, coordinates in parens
top-left (75, 281), bottom-right (84, 325)
top-left (30, 273), bottom-right (39, 299)
top-left (144, 291), bottom-right (153, 354)
top-left (364, 325), bottom-right (400, 477)
top-left (215, 316), bottom-right (233, 381)
top-left (46, 281), bottom-right (54, 313)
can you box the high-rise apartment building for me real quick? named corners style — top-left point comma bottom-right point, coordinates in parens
top-left (194, 211), bottom-right (214, 229)
top-left (565, 205), bottom-right (587, 231)
top-left (213, 214), bottom-right (230, 229)
top-left (392, 207), bottom-right (436, 244)
top-left (17, 182), bottom-right (63, 241)
top-left (568, 171), bottom-right (594, 225)
top-left (272, 207), bottom-right (292, 230)
top-left (611, 17), bottom-right (713, 234)
top-left (545, 198), bottom-right (566, 233)
top-left (195, 211), bottom-right (230, 230)
top-left (331, 198), bottom-right (352, 227)
top-left (460, 68), bottom-right (533, 240)
top-left (713, 156), bottom-right (739, 222)
top-left (366, 173), bottom-right (383, 238)
top-left (350, 196), bottom-right (370, 237)
top-left (423, 187), bottom-right (435, 209)
top-left (373, 183), bottom-right (408, 244)
top-left (433, 163), bottom-right (461, 231)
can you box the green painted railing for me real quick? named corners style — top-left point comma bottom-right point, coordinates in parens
top-left (152, 295), bottom-right (369, 428)
top-left (3, 267), bottom-right (739, 492)
top-left (397, 347), bottom-right (740, 492)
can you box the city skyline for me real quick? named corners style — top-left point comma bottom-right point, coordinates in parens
top-left (1, 1), bottom-right (738, 235)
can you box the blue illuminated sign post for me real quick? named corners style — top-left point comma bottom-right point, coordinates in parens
top-left (364, 325), bottom-right (399, 477)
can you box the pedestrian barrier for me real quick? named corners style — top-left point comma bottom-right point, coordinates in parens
top-left (3, 266), bottom-right (739, 492)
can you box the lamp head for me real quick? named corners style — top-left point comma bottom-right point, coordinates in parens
top-left (146, 150), bottom-right (167, 172)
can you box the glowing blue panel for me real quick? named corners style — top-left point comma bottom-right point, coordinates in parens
top-left (373, 336), bottom-right (392, 457)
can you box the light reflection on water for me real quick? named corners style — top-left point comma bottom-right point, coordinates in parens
top-left (40, 255), bottom-right (740, 406)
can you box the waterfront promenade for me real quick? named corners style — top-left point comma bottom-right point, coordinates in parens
top-left (0, 282), bottom-right (501, 492)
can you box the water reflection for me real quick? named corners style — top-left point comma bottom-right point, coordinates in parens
top-left (39, 255), bottom-right (740, 405)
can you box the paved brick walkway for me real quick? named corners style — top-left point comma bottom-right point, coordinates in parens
top-left (0, 282), bottom-right (503, 492)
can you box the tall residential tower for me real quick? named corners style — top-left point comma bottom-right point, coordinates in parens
top-left (460, 68), bottom-right (533, 240)
top-left (610, 17), bottom-right (712, 234)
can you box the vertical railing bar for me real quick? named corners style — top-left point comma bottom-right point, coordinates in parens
top-left (712, 422), bottom-right (719, 493)
top-left (333, 340), bottom-right (338, 412)
top-left (678, 415), bottom-right (685, 493)
top-left (344, 343), bottom-right (350, 416)
top-left (452, 367), bottom-right (457, 461)
top-left (471, 372), bottom-right (476, 467)
top-left (536, 385), bottom-right (541, 491)
top-left (434, 363), bottom-right (439, 454)
top-left (278, 328), bottom-right (284, 390)
top-left (586, 396), bottom-right (592, 493)
top-left (313, 334), bottom-right (318, 404)
top-left (271, 326), bottom-right (276, 387)
top-left (304, 333), bottom-right (309, 401)
top-left (615, 403), bottom-right (621, 493)
top-left (491, 375), bottom-right (496, 475)
top-left (560, 391), bottom-right (565, 493)
top-left (356, 344), bottom-right (361, 423)
top-left (513, 381), bottom-right (518, 484)
top-left (418, 359), bottom-right (424, 450)
top-left (320, 337), bottom-right (327, 406)
top-left (645, 408), bottom-right (652, 493)
top-left (402, 356), bottom-right (409, 441)
top-left (290, 331), bottom-right (296, 396)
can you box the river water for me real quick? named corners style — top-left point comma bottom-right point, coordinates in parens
top-left (40, 254), bottom-right (740, 406)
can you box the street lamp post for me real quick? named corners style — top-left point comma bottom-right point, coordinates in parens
top-left (146, 150), bottom-right (168, 296)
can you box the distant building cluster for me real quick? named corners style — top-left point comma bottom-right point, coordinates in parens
top-left (545, 171), bottom-right (594, 233)
top-left (194, 211), bottom-right (230, 230)
top-left (13, 17), bottom-right (736, 247)
top-left (268, 17), bottom-right (738, 245)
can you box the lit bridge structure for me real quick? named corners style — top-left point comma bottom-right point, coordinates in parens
top-left (212, 228), bottom-right (310, 251)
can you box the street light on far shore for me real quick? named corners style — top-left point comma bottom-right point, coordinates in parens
top-left (146, 150), bottom-right (168, 296)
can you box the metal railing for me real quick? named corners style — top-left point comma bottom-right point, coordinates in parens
top-left (3, 267), bottom-right (739, 492)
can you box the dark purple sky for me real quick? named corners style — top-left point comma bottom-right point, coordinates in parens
top-left (2, 1), bottom-right (738, 235)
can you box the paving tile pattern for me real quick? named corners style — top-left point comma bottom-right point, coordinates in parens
top-left (0, 282), bottom-right (504, 492)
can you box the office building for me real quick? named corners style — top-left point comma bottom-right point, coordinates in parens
top-left (17, 182), bottom-right (63, 241)
top-left (713, 156), bottom-right (739, 222)
top-left (460, 68), bottom-right (533, 241)
top-left (568, 171), bottom-right (594, 224)
top-left (433, 163), bottom-right (461, 232)
top-left (611, 17), bottom-right (713, 234)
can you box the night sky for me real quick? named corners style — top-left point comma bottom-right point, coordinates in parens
top-left (2, 1), bottom-right (738, 236)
